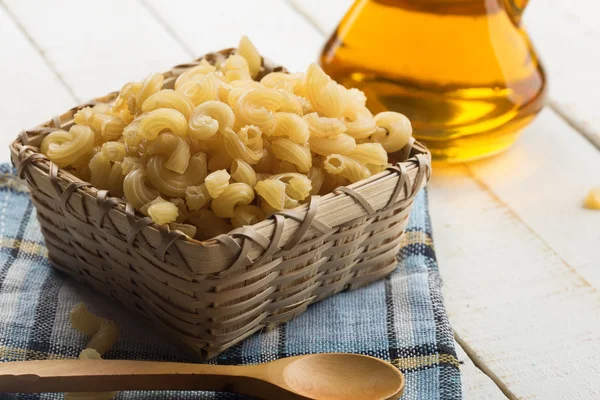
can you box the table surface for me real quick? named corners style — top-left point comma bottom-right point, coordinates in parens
top-left (1, 1), bottom-right (599, 398)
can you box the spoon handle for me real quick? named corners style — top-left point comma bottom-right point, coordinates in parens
top-left (0, 359), bottom-right (264, 393)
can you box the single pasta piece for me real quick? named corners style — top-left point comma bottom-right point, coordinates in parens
top-left (274, 160), bottom-right (299, 174)
top-left (101, 141), bottom-right (126, 162)
top-left (89, 153), bottom-right (113, 190)
top-left (343, 109), bottom-right (377, 139)
top-left (226, 81), bottom-right (263, 108)
top-left (121, 157), bottom-right (142, 175)
top-left (297, 95), bottom-right (314, 114)
top-left (185, 183), bottom-right (211, 211)
top-left (348, 143), bottom-right (388, 166)
top-left (205, 169), bottom-right (231, 198)
top-left (146, 153), bottom-right (207, 197)
top-left (111, 81), bottom-right (142, 120)
top-left (304, 63), bottom-right (346, 118)
top-left (123, 167), bottom-right (159, 209)
top-left (145, 132), bottom-right (191, 174)
top-left (65, 348), bottom-right (117, 400)
top-left (232, 205), bottom-right (266, 228)
top-left (367, 163), bottom-right (390, 175)
top-left (303, 112), bottom-right (347, 138)
top-left (231, 159), bottom-right (257, 187)
top-left (176, 73), bottom-right (219, 106)
top-left (141, 89), bottom-right (195, 119)
top-left (74, 106), bottom-right (127, 142)
top-left (211, 182), bottom-right (255, 218)
top-left (309, 133), bottom-right (356, 157)
top-left (261, 72), bottom-right (304, 93)
top-left (271, 138), bottom-right (312, 173)
top-left (273, 112), bottom-right (310, 143)
top-left (584, 187), bottom-right (600, 210)
top-left (237, 35), bottom-right (262, 79)
top-left (234, 88), bottom-right (301, 135)
top-left (148, 201), bottom-right (179, 225)
top-left (188, 100), bottom-right (235, 140)
top-left (344, 88), bottom-right (368, 116)
top-left (136, 73), bottom-right (164, 113)
top-left (324, 154), bottom-right (371, 183)
top-left (41, 125), bottom-right (95, 168)
top-left (221, 54), bottom-right (252, 82)
top-left (372, 111), bottom-right (412, 152)
top-left (140, 196), bottom-right (168, 215)
top-left (222, 127), bottom-right (263, 164)
top-left (187, 209), bottom-right (233, 240)
top-left (255, 179), bottom-right (287, 210)
top-left (307, 166), bottom-right (325, 195)
top-left (169, 222), bottom-right (197, 238)
top-left (69, 303), bottom-right (119, 356)
top-left (270, 173), bottom-right (312, 201)
top-left (138, 108), bottom-right (188, 140)
top-left (174, 59), bottom-right (217, 90)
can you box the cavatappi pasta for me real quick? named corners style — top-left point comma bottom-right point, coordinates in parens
top-left (40, 37), bottom-right (413, 240)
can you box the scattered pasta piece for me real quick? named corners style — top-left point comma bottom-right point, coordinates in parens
top-left (584, 187), bottom-right (600, 210)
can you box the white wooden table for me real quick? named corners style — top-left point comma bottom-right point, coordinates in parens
top-left (1, 1), bottom-right (599, 398)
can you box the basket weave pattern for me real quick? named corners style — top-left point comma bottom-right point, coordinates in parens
top-left (10, 49), bottom-right (431, 359)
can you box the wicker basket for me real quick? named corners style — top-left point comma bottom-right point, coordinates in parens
top-left (10, 49), bottom-right (431, 359)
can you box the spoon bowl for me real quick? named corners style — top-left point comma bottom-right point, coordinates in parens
top-left (0, 353), bottom-right (404, 400)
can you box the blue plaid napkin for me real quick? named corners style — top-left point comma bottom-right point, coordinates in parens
top-left (0, 164), bottom-right (461, 400)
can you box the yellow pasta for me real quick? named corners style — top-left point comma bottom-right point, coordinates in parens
top-left (234, 88), bottom-right (301, 134)
top-left (371, 111), bottom-right (413, 152)
top-left (169, 222), bottom-right (197, 238)
top-left (343, 109), bottom-right (377, 139)
top-left (232, 205), bottom-right (265, 228)
top-left (174, 58), bottom-right (217, 90)
top-left (136, 73), bottom-right (164, 113)
top-left (222, 127), bottom-right (263, 164)
top-left (89, 153), bottom-right (112, 190)
top-left (69, 303), bottom-right (120, 356)
top-left (41, 125), bottom-right (95, 168)
top-left (187, 209), bottom-right (233, 240)
top-left (270, 173), bottom-right (312, 201)
top-left (121, 157), bottom-right (142, 175)
top-left (211, 182), bottom-right (255, 218)
top-left (148, 201), bottom-right (179, 225)
top-left (146, 132), bottom-right (191, 174)
top-left (271, 138), bottom-right (312, 173)
top-left (111, 81), bottom-right (141, 120)
top-left (176, 73), bottom-right (219, 106)
top-left (221, 54), bottom-right (252, 82)
top-left (273, 112), bottom-right (310, 143)
top-left (274, 160), bottom-right (299, 174)
top-left (303, 112), bottom-right (347, 138)
top-left (309, 133), bottom-right (356, 156)
top-left (101, 141), bottom-right (126, 162)
top-left (138, 108), bottom-right (188, 140)
top-left (231, 159), bottom-right (257, 186)
top-left (141, 89), bottom-right (195, 119)
top-left (348, 143), bottom-right (388, 166)
top-left (297, 95), bottom-right (314, 115)
top-left (169, 197), bottom-right (188, 223)
top-left (205, 169), bottom-right (231, 198)
top-left (139, 196), bottom-right (167, 215)
top-left (185, 183), bottom-right (211, 211)
top-left (207, 145), bottom-right (234, 172)
top-left (123, 167), bottom-right (159, 209)
top-left (255, 179), bottom-right (287, 211)
top-left (227, 81), bottom-right (264, 110)
top-left (237, 35), bottom-right (262, 79)
top-left (367, 163), bottom-right (390, 175)
top-left (304, 63), bottom-right (346, 118)
top-left (261, 72), bottom-right (304, 93)
top-left (147, 153), bottom-right (207, 197)
top-left (307, 166), bottom-right (325, 195)
top-left (188, 100), bottom-right (235, 140)
top-left (74, 106), bottom-right (127, 142)
top-left (324, 154), bottom-right (371, 183)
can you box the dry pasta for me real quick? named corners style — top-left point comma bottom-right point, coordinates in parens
top-left (39, 36), bottom-right (414, 240)
top-left (271, 138), bottom-right (312, 173)
top-left (324, 154), bottom-right (371, 183)
top-left (211, 182), bottom-right (255, 218)
top-left (205, 169), bottom-right (231, 198)
top-left (231, 159), bottom-right (257, 187)
top-left (237, 35), bottom-right (262, 79)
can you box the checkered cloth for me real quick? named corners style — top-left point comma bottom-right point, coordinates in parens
top-left (0, 164), bottom-right (461, 400)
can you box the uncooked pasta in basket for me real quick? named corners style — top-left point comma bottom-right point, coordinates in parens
top-left (38, 36), bottom-right (413, 241)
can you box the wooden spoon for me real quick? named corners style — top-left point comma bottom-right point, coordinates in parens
top-left (0, 353), bottom-right (404, 400)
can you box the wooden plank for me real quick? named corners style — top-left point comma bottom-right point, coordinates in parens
top-left (527, 0), bottom-right (600, 149)
top-left (469, 109), bottom-right (600, 289)
top-left (3, 0), bottom-right (189, 102)
top-left (455, 341), bottom-right (507, 399)
top-left (142, 0), bottom-right (324, 72)
top-left (429, 162), bottom-right (600, 399)
top-left (0, 6), bottom-right (75, 163)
